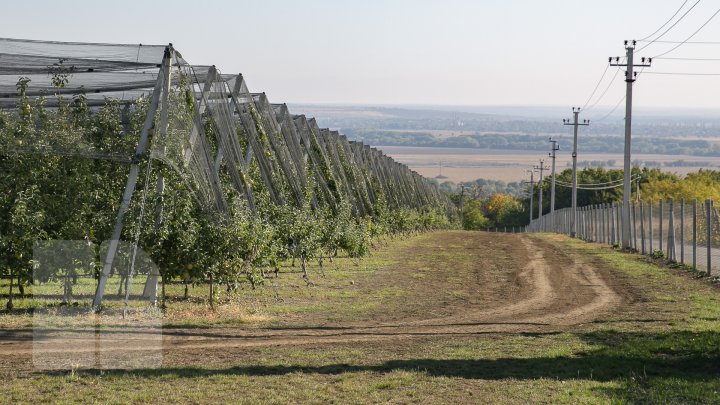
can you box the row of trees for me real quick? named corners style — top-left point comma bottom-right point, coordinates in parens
top-left (0, 78), bottom-right (454, 310)
top-left (445, 166), bottom-right (698, 231)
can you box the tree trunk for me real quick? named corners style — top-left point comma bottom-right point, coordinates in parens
top-left (209, 273), bottom-right (215, 311)
top-left (6, 275), bottom-right (14, 310)
top-left (160, 274), bottom-right (167, 310)
top-left (183, 280), bottom-right (189, 300)
top-left (301, 257), bottom-right (312, 286)
top-left (17, 274), bottom-right (24, 298)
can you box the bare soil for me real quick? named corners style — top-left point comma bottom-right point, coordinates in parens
top-left (0, 232), bottom-right (629, 371)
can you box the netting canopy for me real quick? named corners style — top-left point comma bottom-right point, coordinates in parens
top-left (0, 37), bottom-right (453, 306)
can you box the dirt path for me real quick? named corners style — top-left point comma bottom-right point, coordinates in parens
top-left (0, 232), bottom-right (625, 362)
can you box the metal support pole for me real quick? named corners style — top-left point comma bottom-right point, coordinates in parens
top-left (693, 199), bottom-right (697, 271)
top-left (667, 198), bottom-right (675, 262)
top-left (680, 198), bottom-right (685, 264)
top-left (92, 47), bottom-right (171, 310)
top-left (659, 199), bottom-right (664, 253)
top-left (640, 200), bottom-right (646, 255)
top-left (706, 199), bottom-right (712, 276)
top-left (649, 199), bottom-right (654, 253)
top-left (631, 201), bottom-right (637, 249)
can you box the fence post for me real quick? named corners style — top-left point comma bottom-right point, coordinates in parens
top-left (600, 204), bottom-right (604, 243)
top-left (606, 204), bottom-right (612, 245)
top-left (649, 199), bottom-right (654, 254)
top-left (693, 199), bottom-right (697, 271)
top-left (610, 203), bottom-right (616, 246)
top-left (605, 204), bottom-right (610, 245)
top-left (631, 200), bottom-right (637, 250)
top-left (640, 200), bottom-right (646, 255)
top-left (707, 199), bottom-right (712, 276)
top-left (595, 205), bottom-right (600, 242)
top-left (680, 198), bottom-right (685, 265)
top-left (659, 199), bottom-right (664, 254)
top-left (667, 198), bottom-right (675, 262)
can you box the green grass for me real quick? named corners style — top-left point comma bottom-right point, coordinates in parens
top-left (2, 231), bottom-right (719, 404)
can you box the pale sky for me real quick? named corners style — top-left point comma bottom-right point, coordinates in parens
top-left (3, 0), bottom-right (720, 109)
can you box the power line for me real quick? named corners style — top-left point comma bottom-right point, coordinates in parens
top-left (654, 56), bottom-right (720, 61)
top-left (643, 71), bottom-right (720, 76)
top-left (584, 66), bottom-right (623, 112)
top-left (636, 0), bottom-right (701, 52)
top-left (638, 0), bottom-right (689, 41)
top-left (590, 94), bottom-right (625, 122)
top-left (652, 6), bottom-right (720, 58)
top-left (581, 65), bottom-right (610, 110)
top-left (638, 40), bottom-right (720, 44)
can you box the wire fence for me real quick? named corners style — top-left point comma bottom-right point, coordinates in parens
top-left (523, 198), bottom-right (720, 277)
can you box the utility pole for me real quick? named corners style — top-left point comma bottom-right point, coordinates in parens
top-left (533, 160), bottom-right (547, 226)
top-left (610, 40), bottom-right (651, 249)
top-left (459, 184), bottom-right (468, 225)
top-left (563, 108), bottom-right (589, 237)
top-left (548, 138), bottom-right (559, 231)
top-left (526, 170), bottom-right (535, 223)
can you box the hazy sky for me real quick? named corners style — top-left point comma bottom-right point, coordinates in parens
top-left (3, 0), bottom-right (720, 109)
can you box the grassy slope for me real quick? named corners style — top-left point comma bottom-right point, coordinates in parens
top-left (2, 232), bottom-right (720, 404)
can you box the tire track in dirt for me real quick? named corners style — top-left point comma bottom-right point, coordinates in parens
top-left (0, 233), bottom-right (625, 359)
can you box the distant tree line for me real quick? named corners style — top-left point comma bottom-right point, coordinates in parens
top-left (345, 130), bottom-right (720, 157)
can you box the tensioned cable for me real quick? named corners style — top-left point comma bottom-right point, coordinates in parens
top-left (584, 66), bottom-right (623, 113)
top-left (652, 6), bottom-right (720, 58)
top-left (554, 175), bottom-right (641, 187)
top-left (639, 40), bottom-right (720, 44)
top-left (654, 56), bottom-right (720, 61)
top-left (581, 65), bottom-right (610, 110)
top-left (636, 0), bottom-right (701, 53)
top-left (589, 94), bottom-right (625, 122)
top-left (554, 177), bottom-right (637, 187)
top-left (555, 179), bottom-right (641, 191)
top-left (637, 0), bottom-right (689, 42)
top-left (643, 71), bottom-right (720, 76)
top-left (556, 182), bottom-right (633, 191)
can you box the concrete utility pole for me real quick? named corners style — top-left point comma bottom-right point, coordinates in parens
top-left (563, 108), bottom-right (589, 238)
top-left (526, 170), bottom-right (535, 223)
top-left (610, 40), bottom-right (651, 249)
top-left (459, 184), bottom-right (468, 224)
top-left (548, 138), bottom-right (560, 230)
top-left (533, 160), bottom-right (548, 225)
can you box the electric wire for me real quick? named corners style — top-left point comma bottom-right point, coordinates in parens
top-left (584, 66), bottom-right (623, 113)
top-left (590, 95), bottom-right (625, 122)
top-left (637, 0), bottom-right (690, 42)
top-left (636, 0), bottom-right (701, 52)
top-left (652, 6), bottom-right (720, 58)
top-left (581, 64), bottom-right (610, 110)
top-left (643, 71), bottom-right (720, 76)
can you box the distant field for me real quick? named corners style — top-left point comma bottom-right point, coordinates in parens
top-left (378, 146), bottom-right (720, 183)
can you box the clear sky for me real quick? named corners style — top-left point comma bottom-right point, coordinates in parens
top-left (3, 0), bottom-right (720, 109)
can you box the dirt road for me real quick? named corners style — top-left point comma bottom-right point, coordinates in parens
top-left (0, 232), bottom-right (626, 364)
